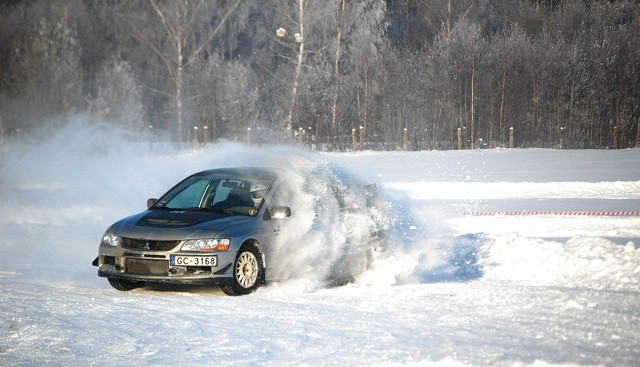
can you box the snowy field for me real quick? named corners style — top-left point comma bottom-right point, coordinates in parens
top-left (1, 121), bottom-right (640, 366)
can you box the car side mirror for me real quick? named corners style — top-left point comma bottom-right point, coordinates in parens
top-left (265, 206), bottom-right (291, 220)
top-left (147, 198), bottom-right (157, 209)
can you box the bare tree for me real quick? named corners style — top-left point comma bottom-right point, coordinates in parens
top-left (275, 0), bottom-right (307, 133)
top-left (7, 13), bottom-right (83, 131)
top-left (90, 57), bottom-right (145, 131)
top-left (129, 0), bottom-right (242, 141)
top-left (339, 0), bottom-right (386, 147)
top-left (330, 0), bottom-right (346, 137)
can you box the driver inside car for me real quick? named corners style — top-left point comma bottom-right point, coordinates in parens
top-left (250, 182), bottom-right (269, 208)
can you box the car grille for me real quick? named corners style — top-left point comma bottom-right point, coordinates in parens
top-left (126, 259), bottom-right (168, 276)
top-left (121, 238), bottom-right (180, 251)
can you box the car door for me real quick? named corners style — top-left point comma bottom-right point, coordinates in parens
top-left (256, 183), bottom-right (293, 282)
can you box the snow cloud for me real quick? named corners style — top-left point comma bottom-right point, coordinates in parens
top-left (0, 116), bottom-right (403, 288)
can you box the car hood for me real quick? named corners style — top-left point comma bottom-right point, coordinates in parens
top-left (107, 209), bottom-right (255, 241)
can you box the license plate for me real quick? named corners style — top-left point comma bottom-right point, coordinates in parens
top-left (170, 255), bottom-right (217, 267)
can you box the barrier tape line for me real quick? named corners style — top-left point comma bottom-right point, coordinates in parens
top-left (463, 211), bottom-right (640, 217)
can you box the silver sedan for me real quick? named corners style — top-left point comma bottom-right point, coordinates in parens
top-left (93, 166), bottom-right (383, 296)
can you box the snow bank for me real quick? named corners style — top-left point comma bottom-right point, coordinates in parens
top-left (385, 181), bottom-right (640, 200)
top-left (478, 235), bottom-right (640, 291)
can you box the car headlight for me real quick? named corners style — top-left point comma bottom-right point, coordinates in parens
top-left (101, 231), bottom-right (120, 247)
top-left (181, 238), bottom-right (230, 252)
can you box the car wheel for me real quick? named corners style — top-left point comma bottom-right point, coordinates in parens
top-left (221, 246), bottom-right (263, 296)
top-left (107, 278), bottom-right (145, 291)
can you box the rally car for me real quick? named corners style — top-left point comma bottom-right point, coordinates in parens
top-left (92, 166), bottom-right (385, 296)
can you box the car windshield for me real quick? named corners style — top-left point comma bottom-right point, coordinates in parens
top-left (152, 174), bottom-right (273, 216)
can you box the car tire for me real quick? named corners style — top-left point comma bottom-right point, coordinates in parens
top-left (108, 278), bottom-right (145, 291)
top-left (221, 246), bottom-right (263, 296)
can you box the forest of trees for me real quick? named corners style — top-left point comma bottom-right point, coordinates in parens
top-left (1, 0), bottom-right (639, 150)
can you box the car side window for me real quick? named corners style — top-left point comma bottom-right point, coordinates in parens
top-left (210, 181), bottom-right (230, 207)
top-left (210, 179), bottom-right (243, 207)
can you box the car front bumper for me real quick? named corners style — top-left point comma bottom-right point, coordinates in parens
top-left (93, 245), bottom-right (236, 285)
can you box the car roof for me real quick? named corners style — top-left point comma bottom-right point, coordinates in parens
top-left (192, 167), bottom-right (279, 181)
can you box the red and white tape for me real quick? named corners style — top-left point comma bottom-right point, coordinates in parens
top-left (464, 211), bottom-right (640, 217)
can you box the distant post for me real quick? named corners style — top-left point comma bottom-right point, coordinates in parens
top-left (636, 118), bottom-right (640, 148)
top-left (613, 126), bottom-right (618, 149)
top-left (403, 128), bottom-right (409, 151)
top-left (246, 127), bottom-right (252, 146)
top-left (509, 127), bottom-right (514, 148)
top-left (148, 125), bottom-right (154, 151)
top-left (359, 126), bottom-right (365, 151)
top-left (298, 127), bottom-right (304, 145)
top-left (203, 125), bottom-right (209, 145)
top-left (457, 128), bottom-right (463, 150)
top-left (193, 126), bottom-right (199, 145)
top-left (352, 129), bottom-right (357, 151)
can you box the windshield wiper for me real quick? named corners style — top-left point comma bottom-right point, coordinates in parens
top-left (191, 207), bottom-right (240, 215)
top-left (153, 206), bottom-right (240, 216)
top-left (184, 207), bottom-right (208, 211)
top-left (154, 207), bottom-right (211, 212)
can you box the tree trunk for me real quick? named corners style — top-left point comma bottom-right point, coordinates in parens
top-left (364, 61), bottom-right (369, 135)
top-left (330, 0), bottom-right (346, 138)
top-left (470, 50), bottom-right (476, 149)
top-left (499, 68), bottom-right (506, 146)
top-left (355, 64), bottom-right (361, 128)
top-left (175, 9), bottom-right (184, 142)
top-left (286, 0), bottom-right (305, 133)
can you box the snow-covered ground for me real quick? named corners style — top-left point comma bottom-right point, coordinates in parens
top-left (1, 121), bottom-right (639, 366)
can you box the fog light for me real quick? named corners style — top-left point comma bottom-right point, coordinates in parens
top-left (168, 266), bottom-right (187, 276)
